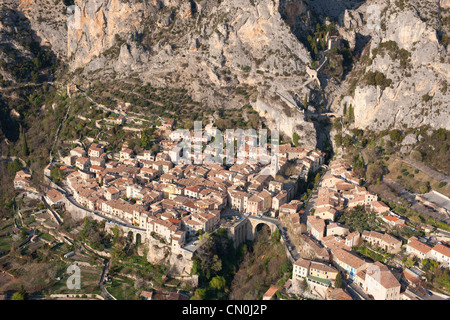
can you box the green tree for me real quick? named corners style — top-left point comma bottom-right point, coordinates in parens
top-left (191, 258), bottom-right (201, 276)
top-left (209, 275), bottom-right (226, 291)
top-left (191, 288), bottom-right (206, 300)
top-left (112, 225), bottom-right (120, 243)
top-left (389, 129), bottom-right (402, 143)
top-left (140, 128), bottom-right (155, 150)
top-left (347, 104), bottom-right (354, 121)
top-left (12, 285), bottom-right (27, 300)
top-left (293, 132), bottom-right (300, 147)
top-left (410, 150), bottom-right (423, 162)
top-left (7, 159), bottom-right (23, 175)
top-left (404, 257), bottom-right (416, 268)
top-left (335, 272), bottom-right (343, 288)
top-left (352, 153), bottom-right (364, 171)
top-left (12, 292), bottom-right (25, 300)
top-left (435, 128), bottom-right (447, 141)
top-left (366, 163), bottom-right (383, 181)
top-left (31, 71), bottom-right (40, 83)
top-left (272, 228), bottom-right (281, 241)
top-left (419, 183), bottom-right (430, 194)
top-left (21, 127), bottom-right (29, 157)
top-left (50, 167), bottom-right (64, 183)
top-left (314, 173), bottom-right (321, 186)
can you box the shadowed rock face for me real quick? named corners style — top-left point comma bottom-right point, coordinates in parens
top-left (0, 2), bottom-right (58, 143)
top-left (308, 0), bottom-right (366, 19)
top-left (17, 0), bottom-right (68, 58)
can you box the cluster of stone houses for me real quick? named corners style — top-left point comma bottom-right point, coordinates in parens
top-left (289, 160), bottom-right (402, 299)
top-left (276, 144), bottom-right (326, 174)
top-left (290, 159), bottom-right (450, 300)
top-left (293, 227), bottom-right (403, 300)
top-left (13, 170), bottom-right (32, 190)
top-left (295, 216), bottom-right (450, 300)
top-left (62, 143), bottom-right (228, 247)
top-left (311, 160), bottom-right (379, 222)
top-left (228, 177), bottom-right (299, 217)
top-left (405, 237), bottom-right (450, 266)
top-left (306, 160), bottom-right (408, 239)
top-left (53, 135), bottom-right (324, 254)
top-left (224, 144), bottom-right (324, 217)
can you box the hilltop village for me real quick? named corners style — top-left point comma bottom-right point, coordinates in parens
top-left (4, 84), bottom-right (449, 302)
top-left (287, 160), bottom-right (450, 300)
top-left (10, 112), bottom-right (450, 300)
top-left (13, 118), bottom-right (325, 275)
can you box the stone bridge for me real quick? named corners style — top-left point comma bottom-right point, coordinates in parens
top-left (227, 217), bottom-right (280, 247)
top-left (247, 217), bottom-right (279, 241)
top-left (103, 216), bottom-right (278, 248)
top-left (104, 221), bottom-right (147, 244)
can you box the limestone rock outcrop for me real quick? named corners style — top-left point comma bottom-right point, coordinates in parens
top-left (147, 236), bottom-right (171, 265)
top-left (332, 0), bottom-right (450, 131)
top-left (4, 0), bottom-right (449, 149)
top-left (64, 0), bottom-right (319, 147)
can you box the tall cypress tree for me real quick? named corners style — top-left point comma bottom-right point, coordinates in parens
top-left (335, 272), bottom-right (343, 288)
top-left (21, 126), bottom-right (29, 157)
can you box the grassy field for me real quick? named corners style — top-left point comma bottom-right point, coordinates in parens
top-left (113, 255), bottom-right (167, 285)
top-left (39, 232), bottom-right (55, 243)
top-left (49, 265), bottom-right (103, 296)
top-left (0, 220), bottom-right (14, 253)
top-left (104, 275), bottom-right (141, 300)
top-left (49, 242), bottom-right (71, 258)
top-left (386, 159), bottom-right (450, 197)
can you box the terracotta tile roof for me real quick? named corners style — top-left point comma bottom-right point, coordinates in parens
top-left (431, 244), bottom-right (450, 258)
top-left (403, 268), bottom-right (420, 285)
top-left (366, 262), bottom-right (400, 289)
top-left (140, 291), bottom-right (153, 298)
top-left (47, 188), bottom-right (65, 203)
top-left (76, 157), bottom-right (90, 164)
top-left (262, 285), bottom-right (280, 298)
top-left (310, 261), bottom-right (338, 273)
top-left (328, 288), bottom-right (353, 300)
top-left (333, 248), bottom-right (367, 270)
top-left (294, 257), bottom-right (311, 269)
top-left (407, 238), bottom-right (432, 254)
top-left (362, 230), bottom-right (402, 246)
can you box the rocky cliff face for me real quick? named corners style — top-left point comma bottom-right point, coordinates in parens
top-left (145, 236), bottom-right (194, 276)
top-left (63, 0), bottom-right (321, 146)
top-left (332, 0), bottom-right (450, 131)
top-left (4, 0), bottom-right (450, 149)
top-left (17, 0), bottom-right (68, 59)
top-left (67, 0), bottom-right (155, 68)
top-left (147, 236), bottom-right (171, 264)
